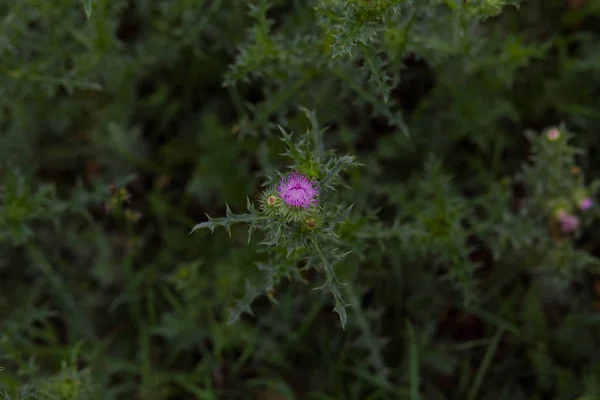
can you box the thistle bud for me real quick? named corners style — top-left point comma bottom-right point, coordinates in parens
top-left (267, 195), bottom-right (278, 207)
top-left (546, 128), bottom-right (560, 141)
top-left (573, 189), bottom-right (593, 211)
top-left (305, 217), bottom-right (317, 230)
top-left (555, 209), bottom-right (580, 233)
top-left (120, 188), bottom-right (132, 203)
top-left (125, 209), bottom-right (143, 223)
top-left (579, 197), bottom-right (593, 211)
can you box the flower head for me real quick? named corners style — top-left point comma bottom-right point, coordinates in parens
top-left (546, 128), bottom-right (560, 141)
top-left (556, 210), bottom-right (580, 233)
top-left (277, 172), bottom-right (319, 209)
top-left (579, 197), bottom-right (593, 211)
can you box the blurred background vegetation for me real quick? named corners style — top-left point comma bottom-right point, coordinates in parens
top-left (2, 0), bottom-right (600, 399)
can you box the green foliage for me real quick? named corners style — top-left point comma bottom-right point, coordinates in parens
top-left (3, 0), bottom-right (600, 398)
top-left (0, 170), bottom-right (64, 245)
top-left (8, 358), bottom-right (95, 400)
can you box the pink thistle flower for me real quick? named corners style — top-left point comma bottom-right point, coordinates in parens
top-left (277, 172), bottom-right (319, 209)
top-left (579, 197), bottom-right (593, 211)
top-left (546, 128), bottom-right (560, 141)
top-left (556, 210), bottom-right (580, 233)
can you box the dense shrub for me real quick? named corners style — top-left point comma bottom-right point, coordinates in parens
top-left (2, 0), bottom-right (600, 398)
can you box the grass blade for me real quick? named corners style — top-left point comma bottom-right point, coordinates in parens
top-left (406, 320), bottom-right (420, 400)
top-left (467, 327), bottom-right (504, 400)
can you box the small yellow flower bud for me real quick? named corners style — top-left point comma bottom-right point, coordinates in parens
top-left (267, 195), bottom-right (278, 207)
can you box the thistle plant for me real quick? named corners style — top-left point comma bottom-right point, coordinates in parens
top-left (521, 125), bottom-right (599, 238)
top-left (509, 125), bottom-right (600, 279)
top-left (191, 108), bottom-right (361, 328)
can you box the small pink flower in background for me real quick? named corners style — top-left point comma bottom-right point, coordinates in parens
top-left (277, 172), bottom-right (319, 208)
top-left (579, 197), bottom-right (593, 211)
top-left (546, 128), bottom-right (560, 141)
top-left (556, 210), bottom-right (580, 233)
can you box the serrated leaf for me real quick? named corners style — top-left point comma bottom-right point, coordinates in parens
top-left (262, 224), bottom-right (283, 246)
top-left (335, 203), bottom-right (354, 224)
top-left (227, 280), bottom-right (262, 324)
top-left (334, 302), bottom-right (348, 330)
top-left (190, 204), bottom-right (266, 235)
top-left (321, 155), bottom-right (359, 189)
top-left (81, 0), bottom-right (94, 18)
